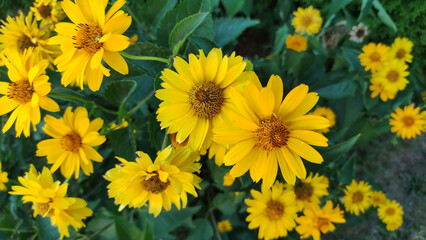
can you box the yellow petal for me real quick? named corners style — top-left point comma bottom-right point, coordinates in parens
top-left (103, 34), bottom-right (129, 52)
top-left (287, 138), bottom-right (323, 164)
top-left (103, 50), bottom-right (128, 74)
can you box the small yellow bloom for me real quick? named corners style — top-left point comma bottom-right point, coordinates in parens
top-left (0, 161), bottom-right (9, 190)
top-left (342, 180), bottom-right (372, 215)
top-left (359, 43), bottom-right (389, 72)
top-left (30, 0), bottom-right (65, 29)
top-left (111, 119), bottom-right (128, 130)
top-left (389, 105), bottom-right (425, 139)
top-left (292, 6), bottom-right (323, 35)
top-left (378, 200), bottom-right (403, 231)
top-left (223, 173), bottom-right (235, 186)
top-left (286, 35), bottom-right (308, 52)
top-left (372, 59), bottom-right (409, 94)
top-left (129, 34), bottom-right (138, 44)
top-left (217, 220), bottom-right (232, 232)
top-left (389, 37), bottom-right (413, 63)
top-left (369, 80), bottom-right (396, 102)
top-left (309, 107), bottom-right (336, 133)
top-left (370, 191), bottom-right (388, 207)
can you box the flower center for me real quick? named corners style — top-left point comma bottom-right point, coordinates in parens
top-left (386, 207), bottom-right (395, 216)
top-left (62, 132), bottom-right (82, 153)
top-left (396, 49), bottom-right (406, 59)
top-left (255, 115), bottom-right (289, 151)
top-left (317, 217), bottom-right (329, 229)
top-left (352, 191), bottom-right (364, 203)
top-left (356, 29), bottom-right (365, 38)
top-left (188, 81), bottom-right (224, 119)
top-left (7, 80), bottom-right (34, 104)
top-left (17, 35), bottom-right (37, 53)
top-left (302, 16), bottom-right (312, 27)
top-left (33, 202), bottom-right (53, 216)
top-left (294, 182), bottom-right (314, 201)
top-left (74, 23), bottom-right (103, 54)
top-left (142, 173), bottom-right (170, 194)
top-left (369, 52), bottom-right (381, 62)
top-left (402, 116), bottom-right (414, 127)
top-left (386, 70), bottom-right (399, 83)
top-left (265, 200), bottom-right (284, 221)
top-left (37, 4), bottom-right (52, 19)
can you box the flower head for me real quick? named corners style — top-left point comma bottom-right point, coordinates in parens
top-left (372, 59), bottom-right (409, 94)
top-left (389, 37), bottom-right (413, 63)
top-left (30, 0), bottom-right (65, 29)
top-left (49, 0), bottom-right (132, 91)
top-left (9, 165), bottom-right (92, 239)
top-left (36, 106), bottom-right (106, 178)
top-left (0, 48), bottom-right (59, 137)
top-left (214, 74), bottom-right (329, 187)
top-left (223, 172), bottom-right (235, 186)
top-left (292, 6), bottom-right (323, 35)
top-left (245, 182), bottom-right (298, 240)
top-left (369, 80), bottom-right (396, 102)
top-left (0, 161), bottom-right (8, 190)
top-left (378, 200), bottom-right (403, 231)
top-left (286, 34), bottom-right (308, 52)
top-left (309, 107), bottom-right (336, 133)
top-left (295, 201), bottom-right (346, 240)
top-left (359, 43), bottom-right (389, 72)
top-left (217, 220), bottom-right (232, 232)
top-left (370, 191), bottom-right (388, 207)
top-left (342, 180), bottom-right (372, 215)
top-left (349, 23), bottom-right (369, 43)
top-left (389, 105), bottom-right (425, 139)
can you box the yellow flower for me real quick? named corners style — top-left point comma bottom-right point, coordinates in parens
top-left (372, 59), bottom-right (409, 94)
top-left (309, 107), bottom-right (336, 133)
top-left (217, 219), bottom-right (232, 232)
top-left (0, 161), bottom-right (9, 190)
top-left (9, 165), bottom-right (92, 239)
top-left (389, 37), bottom-right (413, 63)
top-left (370, 191), bottom-right (388, 207)
top-left (245, 181), bottom-right (298, 240)
top-left (342, 180), bottom-right (372, 215)
top-left (0, 12), bottom-right (59, 65)
top-left (358, 43), bottom-right (389, 72)
top-left (105, 146), bottom-right (201, 217)
top-left (295, 201), bottom-right (346, 240)
top-left (50, 0), bottom-right (132, 91)
top-left (156, 48), bottom-right (247, 151)
top-left (36, 106), bottom-right (106, 178)
top-left (285, 172), bottom-right (328, 211)
top-left (286, 34), bottom-right (308, 52)
top-left (110, 118), bottom-right (128, 130)
top-left (30, 0), bottom-right (65, 29)
top-left (292, 6), bottom-right (323, 35)
top-left (214, 74), bottom-right (329, 187)
top-left (223, 172), bottom-right (235, 186)
top-left (378, 200), bottom-right (403, 231)
top-left (208, 142), bottom-right (228, 166)
top-left (0, 48), bottom-right (59, 137)
top-left (369, 80), bottom-right (396, 102)
top-left (389, 105), bottom-right (425, 139)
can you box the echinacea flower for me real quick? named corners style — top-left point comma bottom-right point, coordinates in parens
top-left (389, 105), bottom-right (424, 139)
top-left (342, 180), bottom-right (372, 215)
top-left (292, 6), bottom-right (323, 35)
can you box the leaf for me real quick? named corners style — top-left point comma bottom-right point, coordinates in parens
top-left (321, 134), bottom-right (360, 163)
top-left (341, 47), bottom-right (363, 70)
top-left (125, 42), bottom-right (171, 58)
top-left (114, 216), bottom-right (143, 240)
top-left (49, 87), bottom-right (86, 104)
top-left (272, 25), bottom-right (289, 55)
top-left (35, 216), bottom-right (60, 240)
top-left (189, 36), bottom-right (217, 53)
top-left (186, 219), bottom-right (214, 240)
top-left (338, 153), bottom-right (356, 185)
top-left (221, 0), bottom-right (245, 17)
top-left (372, 0), bottom-right (397, 32)
top-left (103, 80), bottom-right (137, 107)
top-left (145, 206), bottom-right (201, 234)
top-left (107, 128), bottom-right (136, 161)
top-left (315, 80), bottom-right (357, 99)
top-left (142, 221), bottom-right (154, 240)
top-left (140, 0), bottom-right (178, 34)
top-left (358, 0), bottom-right (373, 21)
top-left (213, 17), bottom-right (259, 47)
top-left (328, 0), bottom-right (353, 16)
top-left (169, 12), bottom-right (209, 56)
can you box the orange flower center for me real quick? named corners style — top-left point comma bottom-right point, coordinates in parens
top-left (386, 70), bottom-right (399, 83)
top-left (352, 191), bottom-right (364, 203)
top-left (8, 80), bottom-right (34, 104)
top-left (62, 132), bottom-right (82, 152)
top-left (402, 116), bottom-right (414, 127)
top-left (142, 173), bottom-right (170, 194)
top-left (396, 49), bottom-right (406, 59)
top-left (255, 115), bottom-right (289, 151)
top-left (294, 182), bottom-right (314, 201)
top-left (37, 4), bottom-right (52, 19)
top-left (386, 207), bottom-right (395, 216)
top-left (17, 35), bottom-right (37, 53)
top-left (302, 16), bottom-right (312, 27)
top-left (188, 81), bottom-right (224, 119)
top-left (317, 217), bottom-right (330, 229)
top-left (369, 52), bottom-right (381, 62)
top-left (74, 23), bottom-right (103, 54)
top-left (33, 202), bottom-right (53, 216)
top-left (265, 200), bottom-right (284, 221)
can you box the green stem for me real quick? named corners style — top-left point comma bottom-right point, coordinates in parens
top-left (63, 177), bottom-right (71, 184)
top-left (161, 129), bottom-right (169, 150)
top-left (49, 93), bottom-right (118, 115)
top-left (0, 227), bottom-right (35, 233)
top-left (127, 90), bottom-right (155, 117)
top-left (121, 52), bottom-right (171, 65)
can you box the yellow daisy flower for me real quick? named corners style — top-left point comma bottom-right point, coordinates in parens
top-left (156, 48), bottom-right (247, 151)
top-left (309, 107), bottom-right (336, 133)
top-left (105, 146), bottom-right (201, 217)
top-left (214, 74), bottom-right (329, 187)
top-left (295, 201), bottom-right (346, 240)
top-left (245, 181), bottom-right (298, 240)
top-left (30, 0), bottom-right (65, 29)
top-left (342, 180), bottom-right (372, 215)
top-left (358, 43), bottom-right (389, 72)
top-left (223, 172), bottom-right (235, 186)
top-left (36, 106), bottom-right (106, 178)
top-left (389, 37), bottom-right (413, 63)
top-left (378, 200), bottom-right (403, 231)
top-left (9, 165), bottom-right (92, 239)
top-left (370, 191), bottom-right (388, 207)
top-left (372, 59), bottom-right (409, 94)
top-left (0, 12), bottom-right (58, 65)
top-left (217, 219), bottom-right (232, 232)
top-left (208, 142), bottom-right (228, 166)
top-left (286, 34), bottom-right (308, 52)
top-left (369, 80), bottom-right (396, 102)
top-left (0, 161), bottom-right (9, 190)
top-left (49, 0), bottom-right (132, 91)
top-left (285, 172), bottom-right (328, 211)
top-left (0, 48), bottom-right (59, 137)
top-left (389, 105), bottom-right (425, 139)
top-left (292, 6), bottom-right (323, 35)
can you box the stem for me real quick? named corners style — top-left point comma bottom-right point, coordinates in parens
top-left (49, 93), bottom-right (118, 115)
top-left (207, 190), bottom-right (222, 240)
top-left (63, 177), bottom-right (71, 184)
top-left (127, 90), bottom-right (155, 117)
top-left (0, 227), bottom-right (35, 233)
top-left (161, 129), bottom-right (169, 150)
top-left (121, 52), bottom-right (171, 65)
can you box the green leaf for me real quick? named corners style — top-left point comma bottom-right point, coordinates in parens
top-left (169, 12), bottom-right (209, 56)
top-left (107, 128), bottom-right (136, 161)
top-left (221, 0), bottom-right (245, 17)
top-left (186, 219), bottom-right (214, 240)
top-left (103, 80), bottom-right (137, 107)
top-left (321, 134), bottom-right (360, 163)
top-left (146, 206), bottom-right (201, 234)
top-left (358, 0), bottom-right (373, 21)
top-left (328, 0), bottom-right (352, 16)
top-left (338, 153), bottom-right (356, 185)
top-left (213, 17), bottom-right (259, 47)
top-left (35, 216), bottom-right (59, 240)
top-left (140, 0), bottom-right (177, 34)
top-left (142, 221), bottom-right (154, 240)
top-left (114, 216), bottom-right (143, 240)
top-left (272, 25), bottom-right (289, 55)
top-left (341, 47), bottom-right (363, 70)
top-left (372, 0), bottom-right (397, 32)
top-left (315, 80), bottom-right (357, 99)
top-left (125, 42), bottom-right (171, 58)
top-left (189, 36), bottom-right (217, 53)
